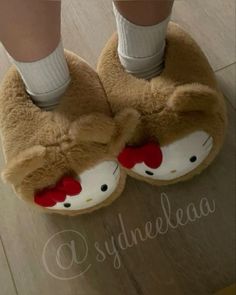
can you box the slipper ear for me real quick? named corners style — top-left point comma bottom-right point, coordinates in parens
top-left (69, 113), bottom-right (116, 144)
top-left (114, 108), bottom-right (140, 143)
top-left (109, 108), bottom-right (141, 154)
top-left (167, 83), bottom-right (221, 113)
top-left (2, 145), bottom-right (46, 186)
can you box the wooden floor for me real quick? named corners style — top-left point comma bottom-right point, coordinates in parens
top-left (0, 1), bottom-right (235, 294)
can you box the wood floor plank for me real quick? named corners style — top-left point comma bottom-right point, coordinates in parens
top-left (0, 237), bottom-right (17, 295)
top-left (172, 0), bottom-right (236, 71)
top-left (216, 63), bottom-right (236, 109)
top-left (61, 0), bottom-right (116, 69)
top-left (0, 1), bottom-right (235, 294)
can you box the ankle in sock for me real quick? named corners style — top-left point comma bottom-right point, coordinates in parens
top-left (113, 3), bottom-right (170, 80)
top-left (7, 40), bottom-right (70, 110)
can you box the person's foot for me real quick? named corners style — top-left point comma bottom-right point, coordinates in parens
top-left (7, 40), bottom-right (70, 110)
top-left (0, 51), bottom-right (139, 215)
top-left (97, 22), bottom-right (227, 186)
top-left (113, 3), bottom-right (170, 80)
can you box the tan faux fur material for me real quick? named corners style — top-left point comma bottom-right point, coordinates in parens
top-left (97, 22), bottom-right (227, 185)
top-left (0, 51), bottom-right (139, 215)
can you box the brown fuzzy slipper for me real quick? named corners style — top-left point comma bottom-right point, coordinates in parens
top-left (0, 51), bottom-right (139, 215)
top-left (97, 22), bottom-right (227, 186)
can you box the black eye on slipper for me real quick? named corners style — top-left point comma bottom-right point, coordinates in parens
top-left (190, 156), bottom-right (197, 163)
top-left (101, 184), bottom-right (108, 192)
top-left (145, 170), bottom-right (154, 176)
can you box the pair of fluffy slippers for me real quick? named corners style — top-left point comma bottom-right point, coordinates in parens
top-left (0, 23), bottom-right (227, 215)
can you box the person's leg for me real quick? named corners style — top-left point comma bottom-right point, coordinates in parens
top-left (0, 0), bottom-right (70, 110)
top-left (113, 0), bottom-right (174, 79)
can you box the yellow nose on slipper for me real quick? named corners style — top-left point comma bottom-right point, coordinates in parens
top-left (0, 50), bottom-right (139, 215)
top-left (97, 22), bottom-right (227, 186)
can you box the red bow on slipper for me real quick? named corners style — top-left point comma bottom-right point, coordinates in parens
top-left (34, 177), bottom-right (82, 207)
top-left (118, 142), bottom-right (163, 169)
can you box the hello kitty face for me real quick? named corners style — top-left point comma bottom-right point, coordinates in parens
top-left (34, 161), bottom-right (120, 211)
top-left (118, 131), bottom-right (213, 181)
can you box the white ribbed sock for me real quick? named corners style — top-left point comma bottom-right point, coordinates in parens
top-left (8, 40), bottom-right (70, 110)
top-left (113, 3), bottom-right (170, 80)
